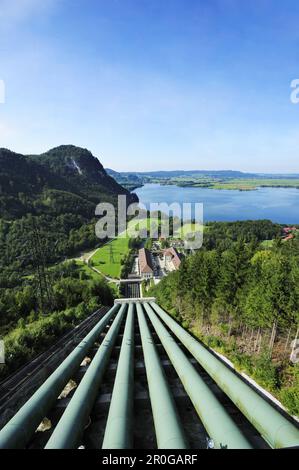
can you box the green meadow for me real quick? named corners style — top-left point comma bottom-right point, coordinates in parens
top-left (90, 237), bottom-right (131, 279)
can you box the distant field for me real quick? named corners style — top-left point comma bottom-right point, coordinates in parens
top-left (152, 176), bottom-right (299, 191)
top-left (212, 178), bottom-right (299, 190)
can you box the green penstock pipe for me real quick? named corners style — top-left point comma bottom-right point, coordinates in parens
top-left (144, 302), bottom-right (252, 449)
top-left (150, 302), bottom-right (299, 449)
top-left (102, 303), bottom-right (135, 449)
top-left (136, 303), bottom-right (188, 449)
top-left (0, 303), bottom-right (120, 449)
top-left (45, 303), bottom-right (127, 449)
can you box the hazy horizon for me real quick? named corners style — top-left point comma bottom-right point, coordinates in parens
top-left (106, 166), bottom-right (299, 176)
top-left (2, 143), bottom-right (299, 175)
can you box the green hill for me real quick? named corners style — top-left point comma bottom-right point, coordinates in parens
top-left (0, 145), bottom-right (138, 284)
top-left (0, 145), bottom-right (137, 218)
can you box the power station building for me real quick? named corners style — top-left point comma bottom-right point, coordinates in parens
top-left (138, 248), bottom-right (154, 279)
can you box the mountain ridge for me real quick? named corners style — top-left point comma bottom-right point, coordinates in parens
top-left (0, 145), bottom-right (138, 218)
top-left (106, 168), bottom-right (299, 178)
top-left (0, 145), bottom-right (138, 278)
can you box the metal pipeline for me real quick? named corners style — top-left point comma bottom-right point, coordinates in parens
top-left (45, 303), bottom-right (127, 449)
top-left (150, 302), bottom-right (299, 449)
top-left (102, 303), bottom-right (135, 449)
top-left (143, 303), bottom-right (252, 449)
top-left (136, 303), bottom-right (188, 449)
top-left (0, 303), bottom-right (120, 449)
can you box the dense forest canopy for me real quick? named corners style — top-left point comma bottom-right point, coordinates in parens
top-left (151, 228), bottom-right (299, 330)
top-left (149, 220), bottom-right (299, 414)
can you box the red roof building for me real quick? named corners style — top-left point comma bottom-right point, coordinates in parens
top-left (164, 247), bottom-right (182, 270)
top-left (283, 234), bottom-right (294, 242)
top-left (139, 248), bottom-right (154, 278)
top-left (283, 227), bottom-right (297, 234)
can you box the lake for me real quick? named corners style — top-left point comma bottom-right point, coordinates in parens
top-left (134, 184), bottom-right (299, 224)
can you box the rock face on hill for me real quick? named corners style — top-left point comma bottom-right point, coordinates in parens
top-left (0, 145), bottom-right (138, 218)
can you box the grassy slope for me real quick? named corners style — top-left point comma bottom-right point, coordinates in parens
top-left (260, 239), bottom-right (275, 248)
top-left (75, 260), bottom-right (103, 281)
top-left (89, 217), bottom-right (151, 279)
top-left (91, 237), bottom-right (130, 278)
top-left (75, 260), bottom-right (120, 295)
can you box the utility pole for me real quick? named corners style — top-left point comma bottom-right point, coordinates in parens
top-left (28, 216), bottom-right (54, 315)
top-left (109, 243), bottom-right (115, 264)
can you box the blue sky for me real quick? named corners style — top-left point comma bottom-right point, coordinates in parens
top-left (0, 0), bottom-right (299, 172)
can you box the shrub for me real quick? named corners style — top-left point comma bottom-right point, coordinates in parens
top-left (252, 354), bottom-right (280, 390)
top-left (279, 387), bottom-right (299, 416)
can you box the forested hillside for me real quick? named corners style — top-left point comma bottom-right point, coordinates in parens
top-left (0, 145), bottom-right (137, 377)
top-left (0, 146), bottom-right (137, 218)
top-left (149, 220), bottom-right (299, 415)
top-left (0, 145), bottom-right (138, 284)
top-left (0, 260), bottom-right (114, 378)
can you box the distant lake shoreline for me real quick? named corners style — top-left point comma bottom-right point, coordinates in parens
top-left (134, 183), bottom-right (299, 224)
